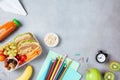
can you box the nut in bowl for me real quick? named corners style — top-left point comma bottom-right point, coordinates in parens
top-left (0, 32), bottom-right (42, 72)
top-left (4, 57), bottom-right (18, 71)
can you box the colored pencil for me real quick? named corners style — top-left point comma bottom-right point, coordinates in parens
top-left (45, 60), bottom-right (54, 80)
top-left (53, 55), bottom-right (67, 80)
top-left (44, 60), bottom-right (53, 79)
top-left (57, 66), bottom-right (66, 80)
top-left (56, 63), bottom-right (66, 80)
top-left (59, 61), bottom-right (72, 80)
top-left (37, 60), bottom-right (52, 80)
top-left (50, 57), bottom-right (62, 80)
top-left (46, 58), bottom-right (58, 80)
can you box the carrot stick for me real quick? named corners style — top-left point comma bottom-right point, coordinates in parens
top-left (25, 48), bottom-right (40, 61)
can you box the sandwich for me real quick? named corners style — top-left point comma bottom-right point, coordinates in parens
top-left (14, 32), bottom-right (35, 45)
top-left (14, 32), bottom-right (41, 61)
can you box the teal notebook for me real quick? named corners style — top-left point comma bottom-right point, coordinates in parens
top-left (36, 51), bottom-right (80, 80)
top-left (62, 67), bottom-right (82, 80)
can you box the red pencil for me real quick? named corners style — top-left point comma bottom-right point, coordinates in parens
top-left (45, 60), bottom-right (54, 80)
top-left (46, 58), bottom-right (58, 80)
top-left (53, 60), bottom-right (62, 79)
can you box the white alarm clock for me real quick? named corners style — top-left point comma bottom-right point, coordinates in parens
top-left (96, 51), bottom-right (108, 63)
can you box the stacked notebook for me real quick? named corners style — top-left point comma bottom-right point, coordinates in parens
top-left (36, 51), bottom-right (82, 80)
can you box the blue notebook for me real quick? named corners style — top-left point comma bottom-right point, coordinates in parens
top-left (36, 51), bottom-right (81, 80)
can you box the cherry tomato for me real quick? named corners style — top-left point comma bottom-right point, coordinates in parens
top-left (0, 49), bottom-right (4, 52)
top-left (21, 55), bottom-right (27, 61)
top-left (18, 60), bottom-right (23, 65)
top-left (0, 52), bottom-right (3, 54)
top-left (0, 50), bottom-right (4, 54)
top-left (16, 55), bottom-right (21, 60)
top-left (5, 55), bottom-right (8, 58)
top-left (0, 54), bottom-right (6, 62)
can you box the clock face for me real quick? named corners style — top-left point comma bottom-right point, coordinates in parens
top-left (96, 53), bottom-right (106, 63)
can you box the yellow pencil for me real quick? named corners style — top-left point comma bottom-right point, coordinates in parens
top-left (50, 57), bottom-right (62, 80)
top-left (59, 60), bottom-right (72, 80)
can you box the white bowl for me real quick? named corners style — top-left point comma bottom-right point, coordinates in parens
top-left (4, 57), bottom-right (19, 72)
top-left (44, 33), bottom-right (59, 47)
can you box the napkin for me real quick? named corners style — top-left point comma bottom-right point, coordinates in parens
top-left (0, 0), bottom-right (27, 15)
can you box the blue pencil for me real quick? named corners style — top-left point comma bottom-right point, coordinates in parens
top-left (45, 60), bottom-right (54, 79)
top-left (37, 60), bottom-right (53, 80)
top-left (55, 63), bottom-right (66, 80)
top-left (57, 66), bottom-right (66, 80)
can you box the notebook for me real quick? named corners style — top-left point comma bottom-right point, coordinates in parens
top-left (62, 67), bottom-right (82, 80)
top-left (36, 51), bottom-right (80, 80)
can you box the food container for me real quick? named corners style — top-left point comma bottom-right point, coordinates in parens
top-left (44, 33), bottom-right (59, 47)
top-left (0, 32), bottom-right (42, 72)
top-left (4, 57), bottom-right (19, 72)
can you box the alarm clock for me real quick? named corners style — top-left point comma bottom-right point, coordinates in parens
top-left (96, 50), bottom-right (109, 63)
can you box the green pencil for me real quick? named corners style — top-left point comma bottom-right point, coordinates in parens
top-left (59, 60), bottom-right (72, 80)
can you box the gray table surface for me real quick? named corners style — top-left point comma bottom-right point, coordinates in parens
top-left (0, 0), bottom-right (120, 80)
